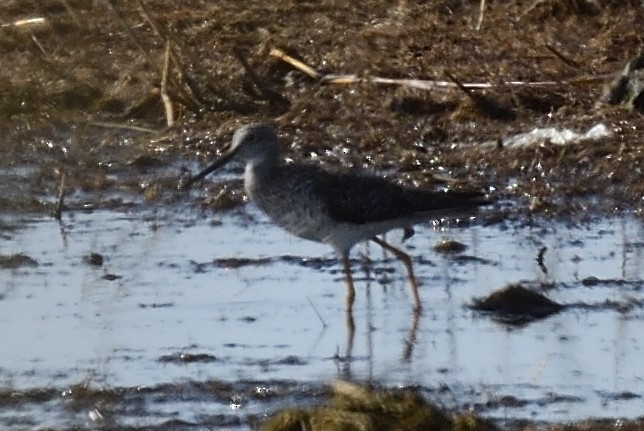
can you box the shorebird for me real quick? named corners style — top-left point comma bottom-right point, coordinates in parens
top-left (183, 124), bottom-right (488, 313)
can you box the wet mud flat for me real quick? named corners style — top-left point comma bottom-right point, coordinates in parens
top-left (1, 210), bottom-right (643, 430)
top-left (1, 0), bottom-right (643, 430)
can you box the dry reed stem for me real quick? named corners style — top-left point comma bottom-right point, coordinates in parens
top-left (161, 40), bottom-right (174, 127)
top-left (270, 47), bottom-right (608, 92)
top-left (476, 0), bottom-right (486, 30)
top-left (106, 0), bottom-right (155, 67)
top-left (89, 122), bottom-right (156, 133)
top-left (137, 0), bottom-right (204, 108)
top-left (108, 1), bottom-right (201, 119)
top-left (58, 0), bottom-right (80, 27)
top-left (1, 17), bottom-right (47, 28)
top-left (523, 0), bottom-right (546, 16)
top-left (269, 48), bottom-right (321, 79)
top-left (31, 35), bottom-right (50, 59)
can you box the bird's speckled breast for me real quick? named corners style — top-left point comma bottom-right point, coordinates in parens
top-left (244, 163), bottom-right (332, 244)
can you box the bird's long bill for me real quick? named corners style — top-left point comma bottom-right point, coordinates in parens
top-left (182, 143), bottom-right (237, 189)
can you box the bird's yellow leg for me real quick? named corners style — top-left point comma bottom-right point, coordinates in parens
top-left (342, 253), bottom-right (356, 312)
top-left (371, 236), bottom-right (422, 313)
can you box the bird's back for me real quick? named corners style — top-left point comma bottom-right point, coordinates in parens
top-left (247, 161), bottom-right (487, 240)
top-left (312, 169), bottom-right (487, 224)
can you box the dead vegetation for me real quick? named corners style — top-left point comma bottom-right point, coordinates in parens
top-left (262, 381), bottom-right (499, 431)
top-left (0, 0), bottom-right (642, 216)
top-left (470, 283), bottom-right (564, 325)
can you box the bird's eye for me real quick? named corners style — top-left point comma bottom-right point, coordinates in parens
top-left (247, 132), bottom-right (256, 141)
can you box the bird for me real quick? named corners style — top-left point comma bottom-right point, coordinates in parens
top-left (182, 124), bottom-right (489, 313)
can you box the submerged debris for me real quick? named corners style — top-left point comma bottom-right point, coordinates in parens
top-left (0, 253), bottom-right (38, 269)
top-left (581, 276), bottom-right (601, 286)
top-left (470, 284), bottom-right (563, 324)
top-left (536, 246), bottom-right (548, 274)
top-left (433, 239), bottom-right (468, 254)
top-left (84, 252), bottom-right (104, 266)
top-left (213, 257), bottom-right (272, 268)
top-left (158, 352), bottom-right (218, 364)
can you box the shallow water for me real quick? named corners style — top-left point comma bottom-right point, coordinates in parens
top-left (0, 208), bottom-right (642, 429)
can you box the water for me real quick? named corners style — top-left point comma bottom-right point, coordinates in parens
top-left (0, 208), bottom-right (642, 429)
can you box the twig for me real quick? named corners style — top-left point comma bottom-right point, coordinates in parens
top-left (233, 48), bottom-right (288, 105)
top-left (269, 48), bottom-right (321, 79)
top-left (523, 0), bottom-right (546, 17)
top-left (444, 71), bottom-right (473, 95)
top-left (137, 0), bottom-right (162, 36)
top-left (445, 71), bottom-right (516, 120)
top-left (307, 298), bottom-right (328, 328)
top-left (370, 76), bottom-right (453, 91)
top-left (160, 40), bottom-right (174, 127)
top-left (476, 0), bottom-right (486, 30)
top-left (53, 171), bottom-right (66, 221)
top-left (233, 48), bottom-right (263, 89)
top-left (106, 0), bottom-right (154, 64)
top-left (545, 43), bottom-right (581, 69)
top-left (108, 0), bottom-right (188, 121)
top-left (1, 17), bottom-right (47, 29)
top-left (137, 0), bottom-right (205, 108)
top-left (89, 121), bottom-right (156, 133)
top-left (58, 0), bottom-right (81, 27)
top-left (270, 47), bottom-right (606, 92)
top-left (31, 35), bottom-right (50, 60)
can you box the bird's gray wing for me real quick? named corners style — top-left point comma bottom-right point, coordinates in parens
top-left (308, 167), bottom-right (487, 224)
top-left (309, 169), bottom-right (423, 224)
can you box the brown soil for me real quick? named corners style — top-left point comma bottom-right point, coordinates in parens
top-left (1, 0), bottom-right (643, 217)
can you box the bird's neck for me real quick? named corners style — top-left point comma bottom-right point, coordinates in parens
top-left (244, 158), bottom-right (279, 199)
top-left (245, 156), bottom-right (278, 177)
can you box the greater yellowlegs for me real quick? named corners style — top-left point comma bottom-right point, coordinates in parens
top-left (183, 124), bottom-right (488, 313)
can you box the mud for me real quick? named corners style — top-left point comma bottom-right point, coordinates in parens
top-left (0, 0), bottom-right (642, 216)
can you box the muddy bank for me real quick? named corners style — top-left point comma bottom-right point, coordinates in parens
top-left (0, 0), bottom-right (642, 216)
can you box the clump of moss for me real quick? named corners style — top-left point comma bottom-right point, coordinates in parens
top-left (470, 283), bottom-right (563, 324)
top-left (0, 253), bottom-right (38, 269)
top-left (262, 381), bottom-right (498, 431)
